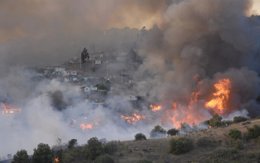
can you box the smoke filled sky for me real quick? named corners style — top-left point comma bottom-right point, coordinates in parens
top-left (0, 0), bottom-right (258, 68)
top-left (253, 0), bottom-right (260, 14)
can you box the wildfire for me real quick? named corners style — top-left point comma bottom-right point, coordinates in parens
top-left (150, 104), bottom-right (162, 112)
top-left (121, 113), bottom-right (145, 124)
top-left (205, 78), bottom-right (231, 114)
top-left (1, 103), bottom-right (21, 115)
top-left (80, 123), bottom-right (94, 130)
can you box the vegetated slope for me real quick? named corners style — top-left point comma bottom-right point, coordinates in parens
top-left (108, 118), bottom-right (260, 163)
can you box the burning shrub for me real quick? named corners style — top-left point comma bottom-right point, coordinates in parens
top-left (94, 154), bottom-right (114, 163)
top-left (245, 125), bottom-right (260, 140)
top-left (12, 150), bottom-right (30, 163)
top-left (85, 137), bottom-right (104, 161)
top-left (167, 128), bottom-right (179, 136)
top-left (150, 125), bottom-right (166, 138)
top-left (233, 116), bottom-right (248, 123)
top-left (32, 143), bottom-right (53, 163)
top-left (135, 133), bottom-right (147, 141)
top-left (196, 137), bottom-right (217, 148)
top-left (169, 137), bottom-right (193, 155)
top-left (104, 141), bottom-right (119, 155)
top-left (228, 129), bottom-right (242, 140)
top-left (68, 139), bottom-right (77, 149)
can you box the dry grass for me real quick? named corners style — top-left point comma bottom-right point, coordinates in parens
top-left (111, 119), bottom-right (260, 163)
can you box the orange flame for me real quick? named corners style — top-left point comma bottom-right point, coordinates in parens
top-left (150, 104), bottom-right (162, 112)
top-left (205, 79), bottom-right (231, 114)
top-left (80, 123), bottom-right (93, 130)
top-left (1, 103), bottom-right (21, 115)
top-left (121, 113), bottom-right (145, 124)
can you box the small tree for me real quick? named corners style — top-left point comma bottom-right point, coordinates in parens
top-left (206, 114), bottom-right (223, 127)
top-left (32, 143), bottom-right (53, 163)
top-left (167, 128), bottom-right (179, 136)
top-left (85, 137), bottom-right (104, 160)
top-left (68, 139), bottom-right (77, 149)
top-left (150, 125), bottom-right (166, 138)
top-left (170, 137), bottom-right (193, 155)
top-left (228, 129), bottom-right (242, 140)
top-left (135, 133), bottom-right (147, 141)
top-left (12, 150), bottom-right (30, 163)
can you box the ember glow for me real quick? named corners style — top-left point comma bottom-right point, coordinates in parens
top-left (80, 123), bottom-right (94, 130)
top-left (1, 103), bottom-right (21, 115)
top-left (121, 113), bottom-right (145, 124)
top-left (150, 104), bottom-right (162, 112)
top-left (54, 157), bottom-right (60, 163)
top-left (205, 79), bottom-right (231, 114)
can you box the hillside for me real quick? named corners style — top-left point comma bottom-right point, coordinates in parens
top-left (107, 118), bottom-right (260, 163)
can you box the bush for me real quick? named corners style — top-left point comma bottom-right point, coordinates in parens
top-left (136, 160), bottom-right (152, 163)
top-left (32, 143), bottom-right (53, 163)
top-left (167, 128), bottom-right (179, 136)
top-left (68, 139), bottom-right (77, 149)
top-left (12, 150), bottom-right (30, 163)
top-left (170, 137), bottom-right (193, 155)
top-left (206, 114), bottom-right (224, 127)
top-left (150, 125), bottom-right (166, 138)
top-left (85, 137), bottom-right (104, 160)
top-left (233, 116), bottom-right (248, 123)
top-left (245, 125), bottom-right (260, 140)
top-left (228, 129), bottom-right (242, 140)
top-left (196, 137), bottom-right (217, 148)
top-left (135, 133), bottom-right (147, 141)
top-left (104, 141), bottom-right (118, 155)
top-left (96, 84), bottom-right (110, 91)
top-left (94, 154), bottom-right (114, 163)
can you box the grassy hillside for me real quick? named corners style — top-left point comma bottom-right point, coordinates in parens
top-left (9, 118), bottom-right (260, 163)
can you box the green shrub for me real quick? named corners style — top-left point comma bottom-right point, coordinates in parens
top-left (233, 116), bottom-right (248, 123)
top-left (167, 128), bottom-right (179, 136)
top-left (136, 160), bottom-right (152, 163)
top-left (94, 154), bottom-right (114, 163)
top-left (170, 137), bottom-right (193, 155)
top-left (245, 125), bottom-right (260, 140)
top-left (68, 139), bottom-right (77, 149)
top-left (85, 137), bottom-right (104, 160)
top-left (206, 114), bottom-right (224, 127)
top-left (104, 141), bottom-right (118, 155)
top-left (135, 133), bottom-right (147, 141)
top-left (228, 129), bottom-right (242, 140)
top-left (32, 143), bottom-right (53, 163)
top-left (196, 137), bottom-right (217, 148)
top-left (12, 150), bottom-right (30, 163)
top-left (150, 125), bottom-right (166, 138)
